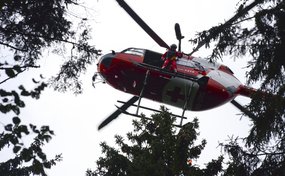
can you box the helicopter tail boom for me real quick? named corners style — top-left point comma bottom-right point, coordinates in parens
top-left (238, 85), bottom-right (257, 98)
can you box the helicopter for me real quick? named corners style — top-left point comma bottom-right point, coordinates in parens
top-left (96, 0), bottom-right (257, 130)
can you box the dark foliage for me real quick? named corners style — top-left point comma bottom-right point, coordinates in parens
top-left (91, 0), bottom-right (285, 175)
top-left (190, 0), bottom-right (285, 175)
top-left (0, 0), bottom-right (101, 93)
top-left (0, 81), bottom-right (63, 176)
top-left (88, 107), bottom-right (224, 176)
top-left (0, 0), bottom-right (100, 175)
top-left (0, 121), bottom-right (62, 176)
top-left (1, 0), bottom-right (285, 175)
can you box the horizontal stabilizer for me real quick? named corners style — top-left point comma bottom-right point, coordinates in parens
top-left (231, 99), bottom-right (256, 120)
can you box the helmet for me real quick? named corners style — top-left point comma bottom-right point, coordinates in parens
top-left (170, 44), bottom-right (177, 50)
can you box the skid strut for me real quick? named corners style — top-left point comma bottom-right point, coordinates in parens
top-left (180, 82), bottom-right (194, 126)
top-left (136, 70), bottom-right (150, 115)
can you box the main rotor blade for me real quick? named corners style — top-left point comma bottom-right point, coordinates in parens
top-left (98, 96), bottom-right (139, 130)
top-left (230, 99), bottom-right (256, 120)
top-left (175, 23), bottom-right (184, 52)
top-left (116, 0), bottom-right (169, 49)
top-left (175, 23), bottom-right (183, 40)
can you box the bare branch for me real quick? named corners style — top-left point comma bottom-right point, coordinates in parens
top-left (0, 70), bottom-right (23, 84)
top-left (188, 0), bottom-right (263, 55)
top-left (0, 41), bottom-right (28, 52)
top-left (0, 65), bottom-right (40, 84)
top-left (0, 65), bottom-right (40, 70)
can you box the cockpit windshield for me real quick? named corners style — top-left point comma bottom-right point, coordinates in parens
top-left (122, 48), bottom-right (145, 57)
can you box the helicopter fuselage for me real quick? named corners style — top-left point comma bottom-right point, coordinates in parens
top-left (98, 48), bottom-right (247, 111)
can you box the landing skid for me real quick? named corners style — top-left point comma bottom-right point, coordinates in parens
top-left (116, 100), bottom-right (186, 128)
top-left (98, 62), bottom-right (206, 130)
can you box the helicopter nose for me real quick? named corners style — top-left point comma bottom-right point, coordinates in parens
top-left (99, 53), bottom-right (115, 68)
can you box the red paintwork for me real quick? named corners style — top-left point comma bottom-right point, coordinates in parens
top-left (98, 48), bottom-right (255, 111)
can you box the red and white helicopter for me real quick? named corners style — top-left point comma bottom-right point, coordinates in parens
top-left (96, 0), bottom-right (256, 130)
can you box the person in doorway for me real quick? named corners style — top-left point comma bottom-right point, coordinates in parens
top-left (161, 44), bottom-right (183, 72)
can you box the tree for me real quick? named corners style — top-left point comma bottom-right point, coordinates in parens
top-left (90, 0), bottom-right (285, 175)
top-left (0, 0), bottom-right (100, 175)
top-left (88, 107), bottom-right (224, 176)
top-left (189, 0), bottom-right (285, 175)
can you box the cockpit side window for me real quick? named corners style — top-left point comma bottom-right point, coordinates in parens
top-left (177, 59), bottom-right (205, 71)
top-left (193, 61), bottom-right (205, 71)
top-left (143, 50), bottom-right (164, 67)
top-left (177, 59), bottom-right (195, 67)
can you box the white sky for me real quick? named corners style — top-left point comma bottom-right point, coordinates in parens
top-left (1, 0), bottom-right (258, 175)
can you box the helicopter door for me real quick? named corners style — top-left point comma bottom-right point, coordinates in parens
top-left (143, 50), bottom-right (164, 67)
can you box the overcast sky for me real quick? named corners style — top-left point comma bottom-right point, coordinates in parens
top-left (1, 0), bottom-right (257, 175)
